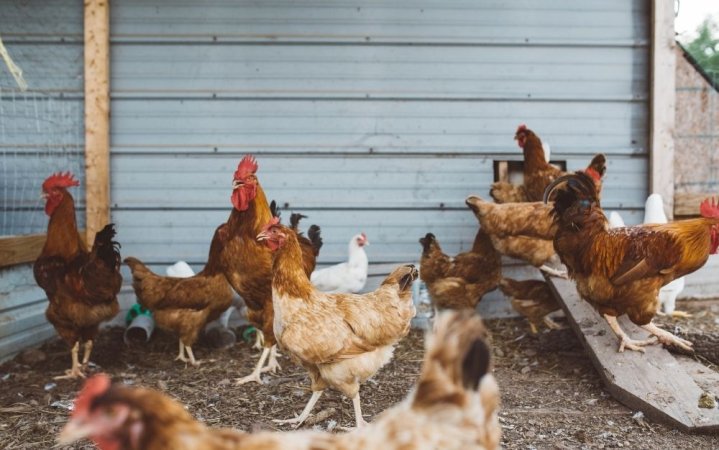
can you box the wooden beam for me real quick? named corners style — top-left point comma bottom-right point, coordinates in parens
top-left (0, 235), bottom-right (46, 268)
top-left (547, 275), bottom-right (719, 432)
top-left (649, 0), bottom-right (676, 219)
top-left (84, 0), bottom-right (111, 245)
top-left (674, 192), bottom-right (713, 217)
top-left (0, 232), bottom-right (88, 268)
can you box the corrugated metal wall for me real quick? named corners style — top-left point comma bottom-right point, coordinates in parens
top-left (0, 0), bottom-right (84, 361)
top-left (110, 0), bottom-right (650, 280)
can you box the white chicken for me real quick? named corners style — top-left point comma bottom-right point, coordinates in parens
top-left (310, 233), bottom-right (369, 293)
top-left (608, 196), bottom-right (688, 318)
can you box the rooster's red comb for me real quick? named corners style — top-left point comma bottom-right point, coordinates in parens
top-left (234, 155), bottom-right (258, 180)
top-left (516, 124), bottom-right (528, 133)
top-left (42, 172), bottom-right (80, 192)
top-left (73, 374), bottom-right (111, 418)
top-left (700, 197), bottom-right (719, 218)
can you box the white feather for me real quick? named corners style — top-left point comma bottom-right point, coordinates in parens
top-left (166, 261), bottom-right (195, 278)
top-left (310, 233), bottom-right (369, 293)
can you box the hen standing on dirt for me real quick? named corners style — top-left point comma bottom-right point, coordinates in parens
top-left (259, 218), bottom-right (416, 428)
top-left (33, 172), bottom-right (122, 379)
top-left (124, 224), bottom-right (233, 367)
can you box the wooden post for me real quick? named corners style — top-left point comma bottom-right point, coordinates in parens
top-left (649, 0), bottom-right (676, 219)
top-left (84, 0), bottom-right (111, 244)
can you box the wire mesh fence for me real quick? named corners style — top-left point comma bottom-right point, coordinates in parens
top-left (0, 89), bottom-right (85, 236)
top-left (675, 48), bottom-right (719, 196)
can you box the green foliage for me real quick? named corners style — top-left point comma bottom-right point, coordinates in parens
top-left (684, 18), bottom-right (719, 78)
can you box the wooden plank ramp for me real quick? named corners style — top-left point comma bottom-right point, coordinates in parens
top-left (546, 276), bottom-right (719, 433)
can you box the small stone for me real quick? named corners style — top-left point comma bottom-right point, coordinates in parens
top-left (525, 349), bottom-right (537, 357)
top-left (698, 392), bottom-right (717, 409)
top-left (494, 348), bottom-right (505, 357)
top-left (217, 378), bottom-right (231, 387)
top-left (521, 366), bottom-right (531, 375)
top-left (157, 380), bottom-right (168, 391)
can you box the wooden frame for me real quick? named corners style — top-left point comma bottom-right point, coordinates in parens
top-left (0, 235), bottom-right (47, 268)
top-left (649, 0), bottom-right (676, 219)
top-left (84, 0), bottom-right (111, 245)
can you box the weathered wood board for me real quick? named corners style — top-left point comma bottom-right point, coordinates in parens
top-left (546, 276), bottom-right (719, 433)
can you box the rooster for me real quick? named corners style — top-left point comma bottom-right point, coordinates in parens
top-left (33, 172), bottom-right (122, 379)
top-left (311, 232), bottom-right (369, 293)
top-left (59, 311), bottom-right (499, 450)
top-left (544, 172), bottom-right (719, 352)
top-left (491, 124), bottom-right (606, 204)
top-left (124, 224), bottom-right (233, 367)
top-left (220, 156), bottom-right (321, 384)
top-left (258, 217), bottom-right (416, 428)
top-left (419, 229), bottom-right (501, 311)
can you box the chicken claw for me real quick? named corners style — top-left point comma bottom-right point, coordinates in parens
top-left (539, 265), bottom-right (568, 279)
top-left (617, 336), bottom-right (657, 353)
top-left (55, 342), bottom-right (86, 379)
top-left (261, 345), bottom-right (282, 373)
top-left (642, 322), bottom-right (693, 352)
top-left (670, 310), bottom-right (693, 319)
top-left (235, 372), bottom-right (264, 385)
top-left (542, 315), bottom-right (565, 331)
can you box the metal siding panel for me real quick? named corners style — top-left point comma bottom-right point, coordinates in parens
top-left (108, 1), bottom-right (649, 273)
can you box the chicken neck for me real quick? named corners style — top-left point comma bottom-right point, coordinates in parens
top-left (272, 233), bottom-right (314, 299)
top-left (226, 184), bottom-right (272, 238)
top-left (43, 192), bottom-right (84, 257)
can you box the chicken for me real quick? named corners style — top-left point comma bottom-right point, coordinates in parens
top-left (490, 124), bottom-right (606, 204)
top-left (465, 196), bottom-right (564, 277)
top-left (311, 232), bottom-right (369, 293)
top-left (499, 278), bottom-right (562, 333)
top-left (610, 196), bottom-right (689, 318)
top-left (58, 310), bottom-right (500, 450)
top-left (33, 172), bottom-right (122, 379)
top-left (419, 229), bottom-right (501, 311)
top-left (124, 224), bottom-right (233, 367)
top-left (219, 156), bottom-right (321, 384)
top-left (544, 171), bottom-right (719, 353)
top-left (258, 218), bottom-right (416, 428)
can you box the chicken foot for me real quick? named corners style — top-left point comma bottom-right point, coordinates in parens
top-left (236, 346), bottom-right (270, 385)
top-left (54, 342), bottom-right (86, 379)
top-left (352, 393), bottom-right (368, 428)
top-left (175, 339), bottom-right (188, 363)
top-left (273, 390), bottom-right (324, 428)
top-left (539, 265), bottom-right (568, 279)
top-left (641, 322), bottom-right (693, 352)
top-left (81, 340), bottom-right (93, 366)
top-left (261, 345), bottom-right (282, 373)
top-left (604, 315), bottom-right (657, 353)
top-left (253, 330), bottom-right (265, 351)
top-left (543, 315), bottom-right (564, 331)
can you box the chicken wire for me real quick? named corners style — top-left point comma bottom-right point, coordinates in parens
top-left (675, 56), bottom-right (719, 195)
top-left (0, 89), bottom-right (85, 236)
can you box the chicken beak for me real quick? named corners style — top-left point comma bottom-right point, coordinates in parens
top-left (57, 419), bottom-right (96, 445)
top-left (256, 231), bottom-right (269, 242)
top-left (40, 192), bottom-right (48, 200)
top-left (232, 180), bottom-right (243, 190)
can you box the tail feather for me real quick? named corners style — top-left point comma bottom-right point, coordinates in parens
top-left (92, 224), bottom-right (121, 270)
top-left (289, 212), bottom-right (307, 231)
top-left (307, 224), bottom-right (323, 255)
top-left (123, 256), bottom-right (153, 280)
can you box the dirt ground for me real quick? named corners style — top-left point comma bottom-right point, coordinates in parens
top-left (1, 300), bottom-right (718, 450)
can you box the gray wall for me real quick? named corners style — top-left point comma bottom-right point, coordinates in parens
top-left (0, 0), bottom-right (84, 361)
top-left (109, 0), bottom-right (651, 278)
